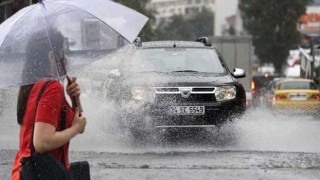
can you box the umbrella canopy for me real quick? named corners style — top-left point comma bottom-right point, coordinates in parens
top-left (0, 0), bottom-right (148, 89)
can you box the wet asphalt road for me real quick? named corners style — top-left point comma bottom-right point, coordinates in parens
top-left (2, 149), bottom-right (320, 180)
top-left (1, 87), bottom-right (320, 179)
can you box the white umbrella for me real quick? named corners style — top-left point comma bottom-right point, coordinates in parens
top-left (0, 0), bottom-right (148, 88)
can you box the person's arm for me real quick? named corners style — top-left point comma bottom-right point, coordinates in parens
top-left (66, 76), bottom-right (81, 110)
top-left (33, 108), bottom-right (86, 153)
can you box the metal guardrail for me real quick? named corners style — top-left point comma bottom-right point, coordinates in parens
top-left (299, 47), bottom-right (312, 79)
top-left (299, 46), bottom-right (320, 79)
top-left (315, 47), bottom-right (320, 78)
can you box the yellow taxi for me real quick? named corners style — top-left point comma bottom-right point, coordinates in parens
top-left (272, 78), bottom-right (320, 115)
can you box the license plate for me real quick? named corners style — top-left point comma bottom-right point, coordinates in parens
top-left (289, 93), bottom-right (307, 101)
top-left (167, 106), bottom-right (205, 115)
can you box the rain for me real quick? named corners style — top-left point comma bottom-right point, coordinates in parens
top-left (1, 0), bottom-right (320, 180)
top-left (2, 78), bottom-right (320, 179)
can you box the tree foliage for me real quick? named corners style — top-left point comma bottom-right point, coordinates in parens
top-left (239, 0), bottom-right (309, 73)
top-left (112, 1), bottom-right (213, 41)
top-left (154, 8), bottom-right (214, 41)
top-left (113, 0), bottom-right (156, 41)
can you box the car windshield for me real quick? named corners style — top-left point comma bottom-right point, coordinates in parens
top-left (278, 81), bottom-right (318, 90)
top-left (129, 48), bottom-right (225, 73)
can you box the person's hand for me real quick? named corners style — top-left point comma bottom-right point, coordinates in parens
top-left (72, 108), bottom-right (86, 134)
top-left (66, 77), bottom-right (81, 99)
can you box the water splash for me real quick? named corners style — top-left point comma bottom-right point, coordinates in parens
top-left (1, 76), bottom-right (320, 154)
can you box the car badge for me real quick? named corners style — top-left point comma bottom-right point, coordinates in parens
top-left (180, 88), bottom-right (191, 98)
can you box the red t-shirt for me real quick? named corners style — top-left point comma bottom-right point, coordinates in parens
top-left (12, 80), bottom-right (75, 180)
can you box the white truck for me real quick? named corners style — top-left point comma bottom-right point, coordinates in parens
top-left (211, 36), bottom-right (252, 92)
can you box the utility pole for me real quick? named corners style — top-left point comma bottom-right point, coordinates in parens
top-left (310, 36), bottom-right (315, 79)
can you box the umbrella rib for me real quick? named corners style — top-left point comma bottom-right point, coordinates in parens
top-left (41, 7), bottom-right (65, 83)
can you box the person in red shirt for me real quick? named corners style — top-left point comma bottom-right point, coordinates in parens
top-left (11, 28), bottom-right (87, 180)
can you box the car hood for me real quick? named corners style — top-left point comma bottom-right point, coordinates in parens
top-left (120, 72), bottom-right (235, 87)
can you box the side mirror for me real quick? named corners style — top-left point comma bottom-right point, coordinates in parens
top-left (109, 69), bottom-right (121, 78)
top-left (232, 68), bottom-right (246, 78)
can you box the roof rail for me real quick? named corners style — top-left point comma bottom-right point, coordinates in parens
top-left (195, 37), bottom-right (212, 46)
top-left (133, 37), bottom-right (142, 47)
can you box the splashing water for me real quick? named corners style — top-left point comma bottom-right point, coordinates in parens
top-left (69, 77), bottom-right (320, 154)
top-left (1, 51), bottom-right (320, 154)
top-left (234, 107), bottom-right (320, 153)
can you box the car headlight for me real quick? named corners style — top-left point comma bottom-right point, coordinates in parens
top-left (131, 87), bottom-right (155, 103)
top-left (215, 86), bottom-right (237, 102)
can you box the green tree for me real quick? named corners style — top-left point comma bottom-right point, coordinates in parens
top-left (113, 0), bottom-right (156, 41)
top-left (239, 0), bottom-right (309, 73)
top-left (154, 15), bottom-right (191, 40)
top-left (189, 8), bottom-right (214, 39)
top-left (154, 8), bottom-right (214, 41)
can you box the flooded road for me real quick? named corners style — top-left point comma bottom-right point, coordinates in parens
top-left (1, 86), bottom-right (320, 179)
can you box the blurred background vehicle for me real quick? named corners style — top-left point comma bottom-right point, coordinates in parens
top-left (272, 78), bottom-right (320, 117)
top-left (245, 90), bottom-right (252, 108)
top-left (264, 77), bottom-right (286, 108)
top-left (251, 73), bottom-right (281, 107)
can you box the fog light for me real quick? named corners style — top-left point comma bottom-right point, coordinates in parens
top-left (131, 87), bottom-right (155, 103)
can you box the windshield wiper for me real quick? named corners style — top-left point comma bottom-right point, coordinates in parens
top-left (171, 70), bottom-right (200, 73)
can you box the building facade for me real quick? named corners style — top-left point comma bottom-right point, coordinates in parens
top-left (214, 0), bottom-right (244, 36)
top-left (299, 0), bottom-right (320, 37)
top-left (147, 0), bottom-right (215, 26)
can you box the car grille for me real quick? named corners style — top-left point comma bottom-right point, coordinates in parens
top-left (154, 87), bottom-right (216, 103)
top-left (155, 87), bottom-right (179, 92)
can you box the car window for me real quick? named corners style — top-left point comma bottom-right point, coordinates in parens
top-left (271, 79), bottom-right (284, 91)
top-left (129, 48), bottom-right (225, 73)
top-left (278, 81), bottom-right (318, 90)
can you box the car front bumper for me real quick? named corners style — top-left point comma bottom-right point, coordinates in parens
top-left (120, 99), bottom-right (245, 127)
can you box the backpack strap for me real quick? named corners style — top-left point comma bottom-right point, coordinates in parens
top-left (29, 81), bottom-right (53, 154)
top-left (60, 103), bottom-right (67, 164)
top-left (29, 81), bottom-right (68, 166)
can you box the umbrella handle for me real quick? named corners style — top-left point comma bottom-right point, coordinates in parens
top-left (67, 76), bottom-right (83, 116)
